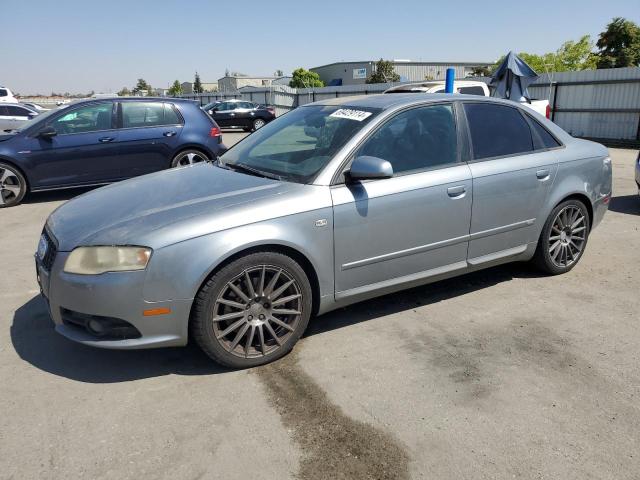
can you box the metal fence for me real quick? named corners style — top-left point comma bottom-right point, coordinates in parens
top-left (180, 67), bottom-right (640, 145)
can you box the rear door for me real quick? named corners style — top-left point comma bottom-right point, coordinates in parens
top-left (213, 101), bottom-right (234, 127)
top-left (26, 101), bottom-right (122, 188)
top-left (332, 103), bottom-right (472, 297)
top-left (463, 102), bottom-right (560, 264)
top-left (116, 101), bottom-right (184, 177)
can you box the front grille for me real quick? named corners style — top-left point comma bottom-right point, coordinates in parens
top-left (41, 229), bottom-right (57, 271)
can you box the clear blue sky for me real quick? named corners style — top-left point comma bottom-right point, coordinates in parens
top-left (2, 0), bottom-right (639, 94)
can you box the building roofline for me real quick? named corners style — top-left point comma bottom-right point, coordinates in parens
top-left (310, 60), bottom-right (493, 70)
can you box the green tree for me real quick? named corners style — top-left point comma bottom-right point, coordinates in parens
top-left (167, 80), bottom-right (182, 96)
top-left (193, 72), bottom-right (203, 94)
top-left (274, 69), bottom-right (284, 77)
top-left (289, 68), bottom-right (324, 88)
top-left (132, 78), bottom-right (151, 95)
top-left (366, 59), bottom-right (400, 84)
top-left (469, 65), bottom-right (492, 77)
top-left (118, 87), bottom-right (131, 96)
top-left (596, 17), bottom-right (640, 68)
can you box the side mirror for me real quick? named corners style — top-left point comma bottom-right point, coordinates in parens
top-left (348, 156), bottom-right (393, 181)
top-left (37, 126), bottom-right (57, 139)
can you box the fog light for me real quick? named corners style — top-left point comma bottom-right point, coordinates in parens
top-left (87, 319), bottom-right (106, 335)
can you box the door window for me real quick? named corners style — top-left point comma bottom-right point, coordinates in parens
top-left (0, 106), bottom-right (8, 116)
top-left (527, 116), bottom-right (561, 149)
top-left (122, 102), bottom-right (167, 128)
top-left (0, 89), bottom-right (7, 97)
top-left (464, 103), bottom-right (533, 159)
top-left (49, 103), bottom-right (114, 134)
top-left (355, 104), bottom-right (458, 175)
top-left (6, 106), bottom-right (32, 117)
top-left (163, 103), bottom-right (182, 125)
top-left (239, 102), bottom-right (254, 109)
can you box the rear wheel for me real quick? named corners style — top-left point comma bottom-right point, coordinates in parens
top-left (252, 118), bottom-right (266, 131)
top-left (191, 251), bottom-right (312, 368)
top-left (171, 149), bottom-right (209, 168)
top-left (0, 162), bottom-right (27, 208)
top-left (533, 199), bottom-right (590, 275)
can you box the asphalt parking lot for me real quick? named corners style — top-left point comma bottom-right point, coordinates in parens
top-left (1, 143), bottom-right (639, 480)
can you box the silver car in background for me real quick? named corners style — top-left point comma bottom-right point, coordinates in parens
top-left (0, 103), bottom-right (38, 131)
top-left (36, 94), bottom-right (612, 368)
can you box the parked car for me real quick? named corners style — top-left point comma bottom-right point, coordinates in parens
top-left (20, 102), bottom-right (50, 112)
top-left (35, 93), bottom-right (611, 368)
top-left (0, 85), bottom-right (18, 103)
top-left (205, 99), bottom-right (275, 131)
top-left (384, 80), bottom-right (551, 118)
top-left (0, 103), bottom-right (38, 131)
top-left (0, 97), bottom-right (225, 207)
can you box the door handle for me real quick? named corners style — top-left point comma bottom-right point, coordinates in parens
top-left (536, 169), bottom-right (550, 180)
top-left (163, 131), bottom-right (176, 137)
top-left (98, 137), bottom-right (115, 143)
top-left (447, 185), bottom-right (466, 198)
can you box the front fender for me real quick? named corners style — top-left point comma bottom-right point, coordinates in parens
top-left (142, 207), bottom-right (334, 303)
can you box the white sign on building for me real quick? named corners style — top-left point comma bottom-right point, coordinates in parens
top-left (353, 68), bottom-right (367, 79)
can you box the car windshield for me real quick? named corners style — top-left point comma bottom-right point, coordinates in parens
top-left (220, 105), bottom-right (380, 183)
top-left (15, 105), bottom-right (67, 132)
top-left (203, 102), bottom-right (220, 110)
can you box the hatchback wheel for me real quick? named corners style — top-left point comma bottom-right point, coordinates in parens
top-left (171, 150), bottom-right (209, 168)
top-left (0, 163), bottom-right (27, 208)
top-left (253, 118), bottom-right (266, 130)
top-left (191, 251), bottom-right (312, 368)
top-left (533, 199), bottom-right (590, 274)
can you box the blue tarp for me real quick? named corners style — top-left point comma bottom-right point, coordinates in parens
top-left (490, 51), bottom-right (539, 101)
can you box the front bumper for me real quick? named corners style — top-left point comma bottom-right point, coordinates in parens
top-left (36, 251), bottom-right (192, 349)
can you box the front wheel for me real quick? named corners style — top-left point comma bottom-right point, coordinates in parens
top-left (0, 163), bottom-right (27, 208)
top-left (191, 251), bottom-right (312, 368)
top-left (533, 199), bottom-right (590, 275)
top-left (170, 149), bottom-right (209, 168)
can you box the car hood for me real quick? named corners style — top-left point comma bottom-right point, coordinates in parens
top-left (47, 164), bottom-right (310, 251)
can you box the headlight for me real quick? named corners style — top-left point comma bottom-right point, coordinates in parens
top-left (64, 246), bottom-right (152, 275)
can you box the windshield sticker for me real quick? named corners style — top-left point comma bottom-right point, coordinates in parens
top-left (330, 109), bottom-right (372, 122)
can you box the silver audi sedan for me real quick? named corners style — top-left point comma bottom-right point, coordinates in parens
top-left (36, 94), bottom-right (612, 368)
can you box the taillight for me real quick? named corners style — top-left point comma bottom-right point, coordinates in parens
top-left (545, 104), bottom-right (551, 119)
top-left (209, 126), bottom-right (221, 137)
top-left (267, 107), bottom-right (275, 115)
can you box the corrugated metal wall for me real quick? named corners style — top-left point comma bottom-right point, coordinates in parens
top-left (181, 67), bottom-right (640, 142)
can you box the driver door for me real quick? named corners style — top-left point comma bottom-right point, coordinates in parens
top-left (26, 102), bottom-right (122, 188)
top-left (331, 104), bottom-right (472, 299)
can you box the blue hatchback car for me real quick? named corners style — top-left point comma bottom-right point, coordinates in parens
top-left (0, 97), bottom-right (225, 207)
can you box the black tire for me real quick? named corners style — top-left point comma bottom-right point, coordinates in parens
top-left (0, 162), bottom-right (27, 208)
top-left (532, 199), bottom-right (590, 275)
top-left (252, 118), bottom-right (266, 131)
top-left (170, 149), bottom-right (210, 168)
top-left (191, 251), bottom-right (313, 368)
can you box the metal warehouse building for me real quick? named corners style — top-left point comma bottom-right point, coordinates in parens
top-left (310, 60), bottom-right (492, 86)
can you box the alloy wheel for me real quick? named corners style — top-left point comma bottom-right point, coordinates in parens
top-left (0, 167), bottom-right (22, 206)
top-left (253, 119), bottom-right (266, 130)
top-left (548, 205), bottom-right (587, 268)
top-left (212, 265), bottom-right (303, 358)
top-left (174, 151), bottom-right (208, 167)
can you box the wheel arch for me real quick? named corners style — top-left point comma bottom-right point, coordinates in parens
top-left (169, 145), bottom-right (215, 167)
top-left (189, 243), bottom-right (322, 321)
top-left (553, 192), bottom-right (594, 231)
top-left (0, 156), bottom-right (31, 191)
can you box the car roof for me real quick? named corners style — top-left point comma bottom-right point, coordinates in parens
top-left (310, 92), bottom-right (507, 110)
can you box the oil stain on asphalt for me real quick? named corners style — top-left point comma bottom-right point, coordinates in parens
top-left (255, 349), bottom-right (410, 480)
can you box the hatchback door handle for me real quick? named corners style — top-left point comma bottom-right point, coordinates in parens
top-left (98, 137), bottom-right (115, 143)
top-left (447, 185), bottom-right (466, 198)
top-left (163, 131), bottom-right (176, 137)
top-left (536, 169), bottom-right (550, 180)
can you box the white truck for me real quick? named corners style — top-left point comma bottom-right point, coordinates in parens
top-left (384, 80), bottom-right (551, 119)
top-left (0, 85), bottom-right (18, 104)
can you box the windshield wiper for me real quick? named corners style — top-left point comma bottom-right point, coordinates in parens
top-left (225, 162), bottom-right (285, 181)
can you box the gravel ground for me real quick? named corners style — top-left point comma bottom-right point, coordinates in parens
top-left (0, 145), bottom-right (638, 480)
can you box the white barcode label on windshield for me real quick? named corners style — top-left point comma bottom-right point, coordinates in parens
top-left (330, 109), bottom-right (372, 122)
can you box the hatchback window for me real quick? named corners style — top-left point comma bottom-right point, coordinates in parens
top-left (356, 104), bottom-right (457, 175)
top-left (163, 103), bottom-right (182, 125)
top-left (458, 86), bottom-right (485, 96)
top-left (464, 103), bottom-right (533, 159)
top-left (49, 103), bottom-right (114, 134)
top-left (122, 102), bottom-right (168, 128)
